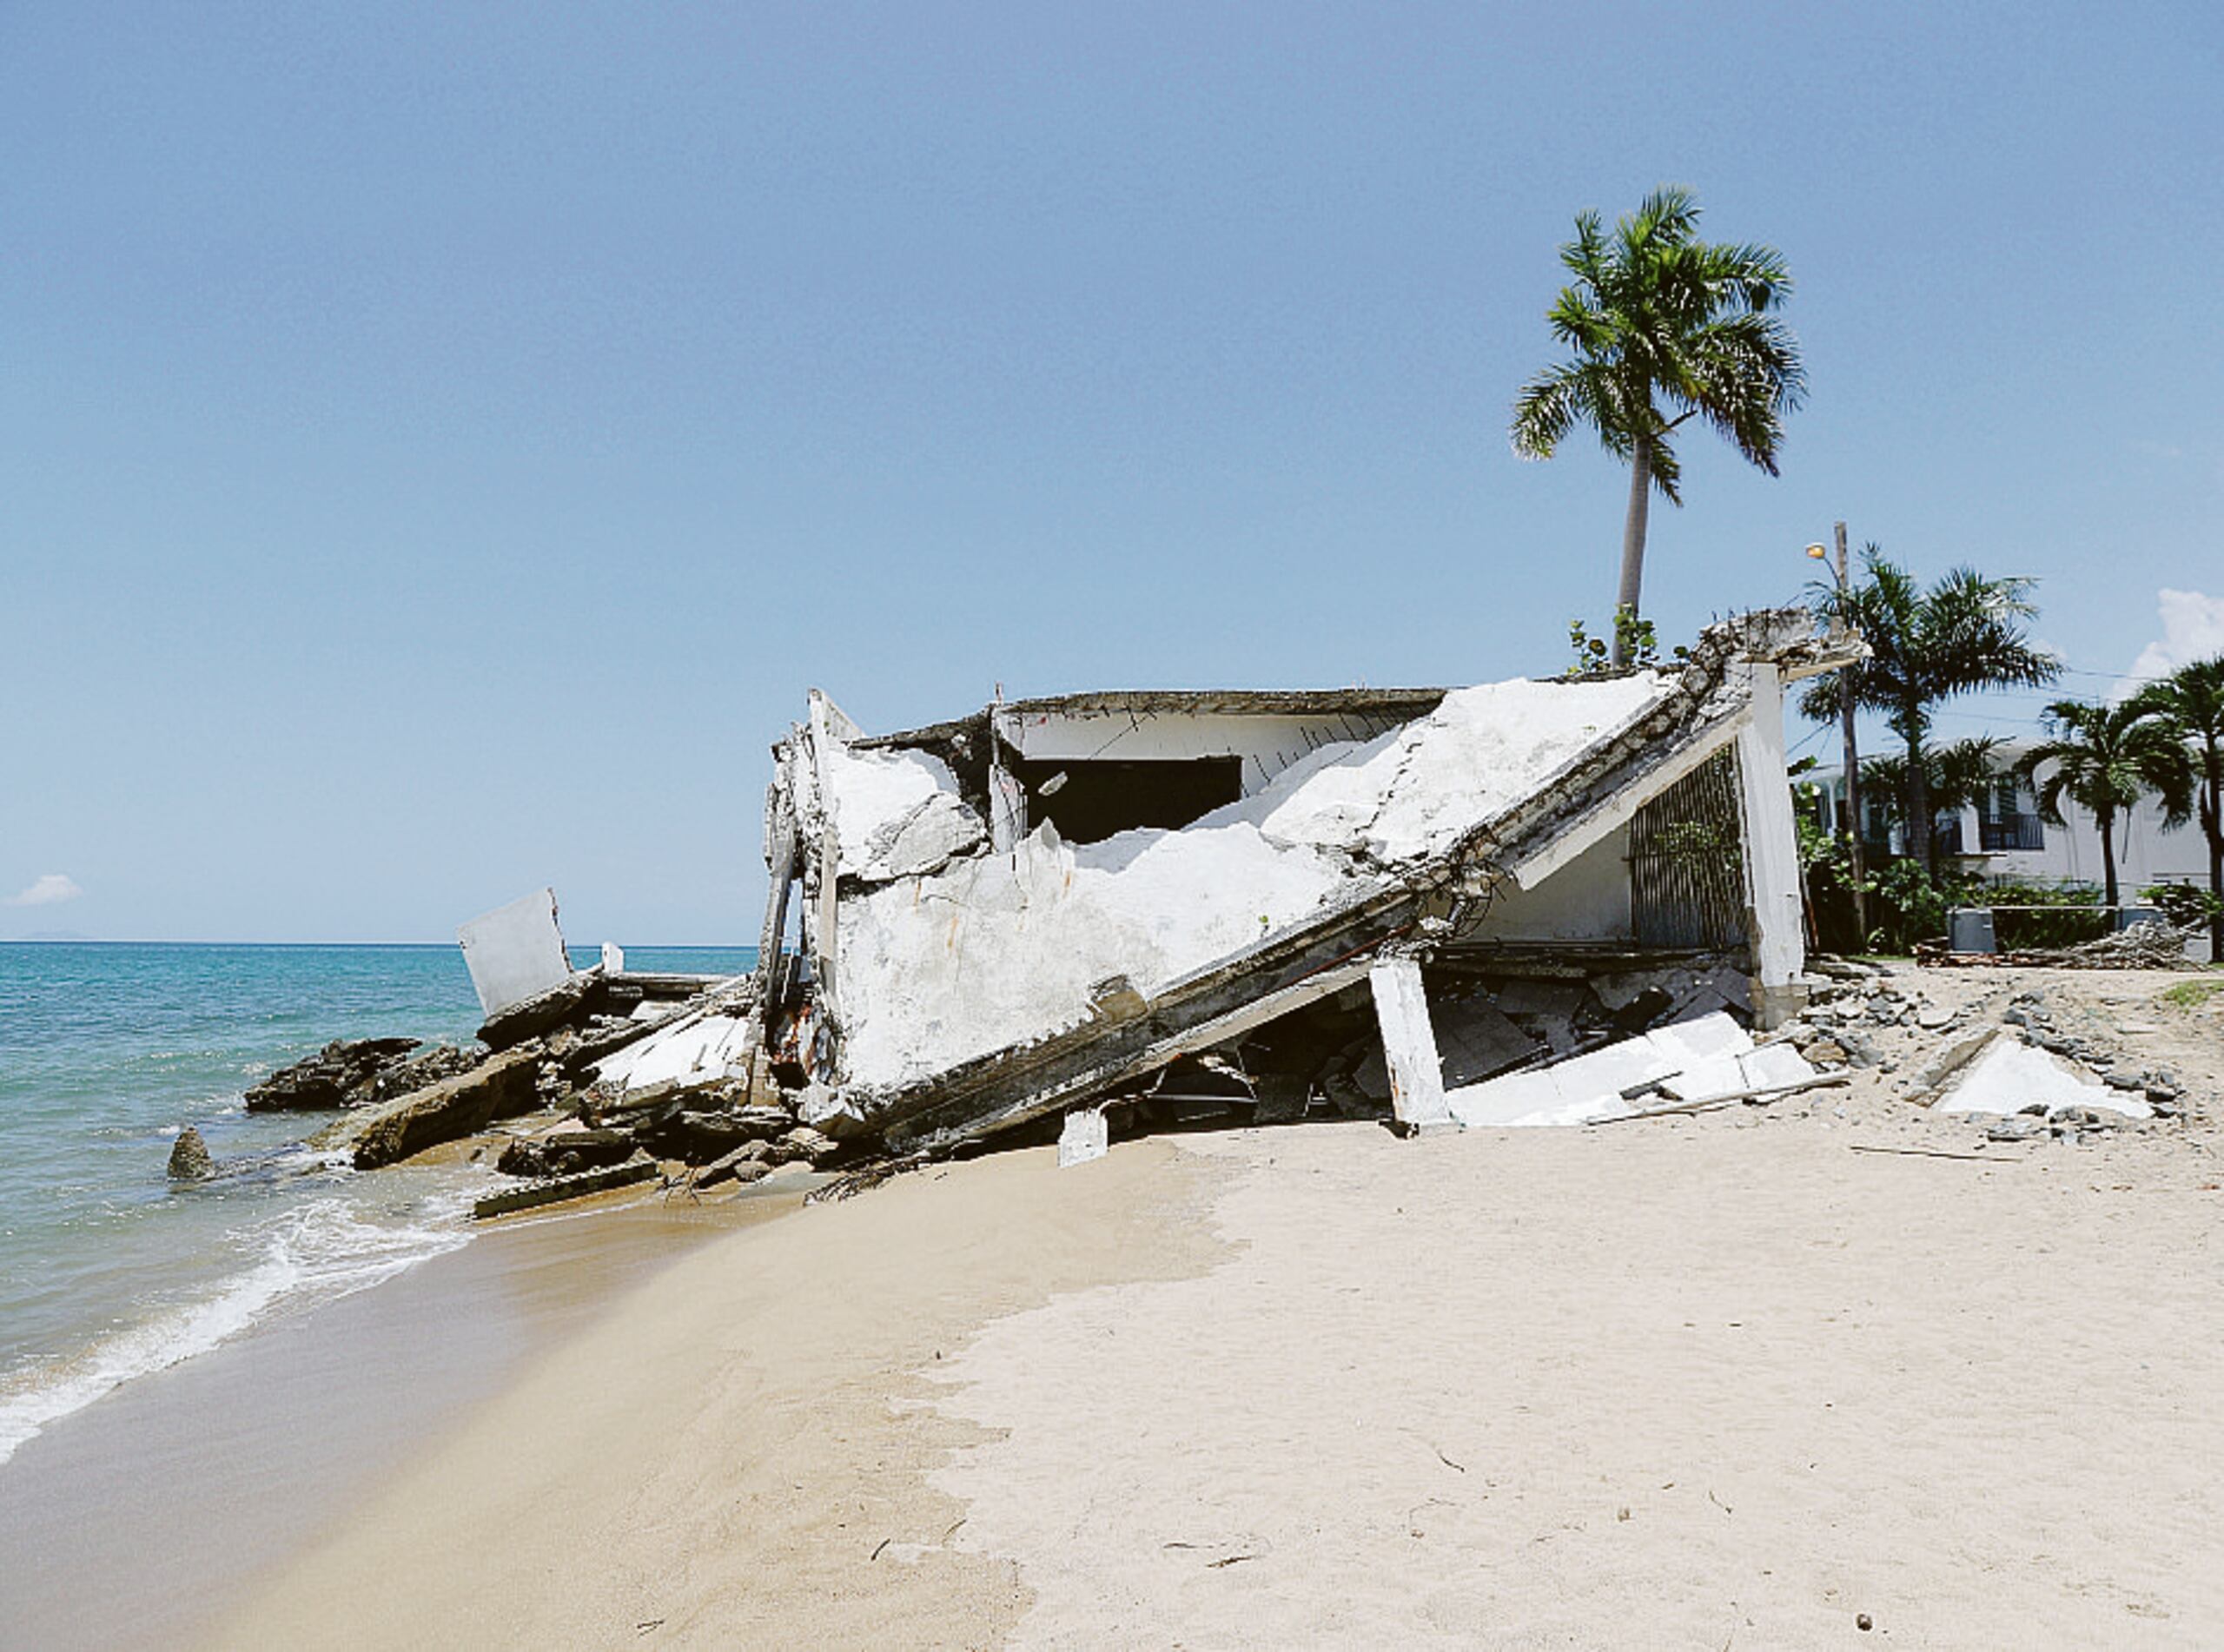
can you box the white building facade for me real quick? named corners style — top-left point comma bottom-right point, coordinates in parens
top-left (1810, 740), bottom-right (2212, 894)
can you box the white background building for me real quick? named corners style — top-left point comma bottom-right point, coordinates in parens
top-left (1810, 740), bottom-right (2211, 894)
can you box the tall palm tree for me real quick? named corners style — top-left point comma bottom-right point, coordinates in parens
top-left (1798, 550), bottom-right (2060, 874)
top-left (2016, 698), bottom-right (2195, 907)
top-left (1511, 186), bottom-right (1804, 664)
top-left (2130, 656), bottom-right (2224, 959)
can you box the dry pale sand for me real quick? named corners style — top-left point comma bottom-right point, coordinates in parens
top-left (220, 971), bottom-right (2224, 1650)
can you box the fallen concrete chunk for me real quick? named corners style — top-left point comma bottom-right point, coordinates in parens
top-left (496, 1127), bottom-right (636, 1179)
top-left (339, 1044), bottom-right (546, 1169)
top-left (696, 1146), bottom-right (776, 1189)
top-left (473, 1153), bottom-right (659, 1219)
top-left (477, 969), bottom-right (593, 1052)
top-left (1446, 1012), bottom-right (1763, 1127)
top-left (779, 1125), bottom-right (840, 1166)
top-left (1932, 1035), bottom-right (2153, 1120)
top-left (1057, 1107), bottom-right (1109, 1167)
top-left (592, 1011), bottom-right (754, 1094)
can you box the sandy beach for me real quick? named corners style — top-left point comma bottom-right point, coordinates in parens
top-left (196, 968), bottom-right (2224, 1649)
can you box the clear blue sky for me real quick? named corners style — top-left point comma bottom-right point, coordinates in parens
top-left (4, 2), bottom-right (2220, 942)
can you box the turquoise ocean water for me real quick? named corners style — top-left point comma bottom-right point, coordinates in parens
top-left (0, 942), bottom-right (751, 1465)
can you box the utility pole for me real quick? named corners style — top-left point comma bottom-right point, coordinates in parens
top-left (1833, 522), bottom-right (1867, 946)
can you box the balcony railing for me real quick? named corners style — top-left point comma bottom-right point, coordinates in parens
top-left (1978, 814), bottom-right (2046, 851)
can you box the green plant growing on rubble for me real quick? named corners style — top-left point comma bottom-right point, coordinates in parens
top-left (1565, 607), bottom-right (1690, 677)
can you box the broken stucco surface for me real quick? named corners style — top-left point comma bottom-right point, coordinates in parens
top-left (817, 740), bottom-right (987, 884)
top-left (821, 672), bottom-right (1678, 1092)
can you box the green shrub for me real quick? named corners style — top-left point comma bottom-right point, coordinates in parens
top-left (2141, 882), bottom-right (2223, 928)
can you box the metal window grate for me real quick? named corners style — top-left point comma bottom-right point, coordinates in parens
top-left (1629, 748), bottom-right (1748, 948)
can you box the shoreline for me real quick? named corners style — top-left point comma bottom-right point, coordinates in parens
top-left (206, 1135), bottom-right (1223, 1649)
top-left (0, 1175), bottom-right (812, 1652)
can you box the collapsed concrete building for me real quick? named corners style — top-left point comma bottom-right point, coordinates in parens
top-left (744, 610), bottom-right (1862, 1157)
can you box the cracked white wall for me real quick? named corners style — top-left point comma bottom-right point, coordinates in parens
top-left (817, 673), bottom-right (1674, 1092)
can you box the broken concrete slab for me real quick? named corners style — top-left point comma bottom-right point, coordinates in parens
top-left (472, 1153), bottom-right (659, 1219)
top-left (457, 888), bottom-right (573, 1019)
top-left (590, 1001), bottom-right (759, 1094)
top-left (1445, 1012), bottom-right (1781, 1127)
top-left (1931, 1036), bottom-right (2154, 1120)
top-left (477, 968), bottom-right (595, 1052)
top-left (331, 1044), bottom-right (546, 1169)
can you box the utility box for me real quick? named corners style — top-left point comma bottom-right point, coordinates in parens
top-left (1949, 908), bottom-right (1997, 955)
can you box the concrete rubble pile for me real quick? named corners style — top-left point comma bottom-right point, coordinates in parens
top-left (2015, 920), bottom-right (2203, 971)
top-left (1765, 965), bottom-right (2190, 1144)
top-left (216, 908), bottom-right (849, 1211)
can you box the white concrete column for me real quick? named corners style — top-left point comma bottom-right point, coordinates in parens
top-left (1369, 956), bottom-right (1452, 1131)
top-left (1733, 662), bottom-right (1807, 1028)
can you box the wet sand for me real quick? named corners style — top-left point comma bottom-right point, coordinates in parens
top-left (0, 1175), bottom-right (812, 1652)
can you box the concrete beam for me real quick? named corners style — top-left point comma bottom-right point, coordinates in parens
top-left (1369, 956), bottom-right (1452, 1131)
top-left (1732, 662), bottom-right (1807, 1028)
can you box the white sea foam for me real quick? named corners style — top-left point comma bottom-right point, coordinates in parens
top-left (0, 1185), bottom-right (480, 1467)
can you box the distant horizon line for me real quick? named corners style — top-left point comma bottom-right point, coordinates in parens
top-left (0, 938), bottom-right (756, 950)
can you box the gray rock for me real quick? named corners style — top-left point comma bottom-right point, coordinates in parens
top-left (1986, 1116), bottom-right (2045, 1142)
top-left (167, 1125), bottom-right (216, 1180)
top-left (1834, 1029), bottom-right (1884, 1068)
top-left (1916, 1005), bottom-right (1956, 1031)
top-left (244, 1038), bottom-right (421, 1111)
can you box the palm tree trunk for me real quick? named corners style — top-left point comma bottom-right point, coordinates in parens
top-left (2098, 805), bottom-right (2120, 907)
top-left (1612, 446), bottom-right (1651, 665)
top-left (2205, 739), bottom-right (2222, 963)
top-left (1904, 727), bottom-right (1935, 876)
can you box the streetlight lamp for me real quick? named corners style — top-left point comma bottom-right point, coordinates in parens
top-left (1807, 524), bottom-right (1867, 945)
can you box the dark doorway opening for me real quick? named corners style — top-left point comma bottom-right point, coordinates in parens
top-left (1014, 757), bottom-right (1244, 843)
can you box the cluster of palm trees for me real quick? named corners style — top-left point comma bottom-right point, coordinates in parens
top-left (1507, 185), bottom-right (2224, 961)
top-left (1797, 551), bottom-right (2224, 959)
top-left (2023, 663), bottom-right (2224, 942)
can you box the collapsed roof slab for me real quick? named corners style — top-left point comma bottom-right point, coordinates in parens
top-left (774, 611), bottom-right (1861, 1154)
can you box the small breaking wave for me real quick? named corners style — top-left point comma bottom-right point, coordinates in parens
top-left (0, 1185), bottom-right (480, 1467)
